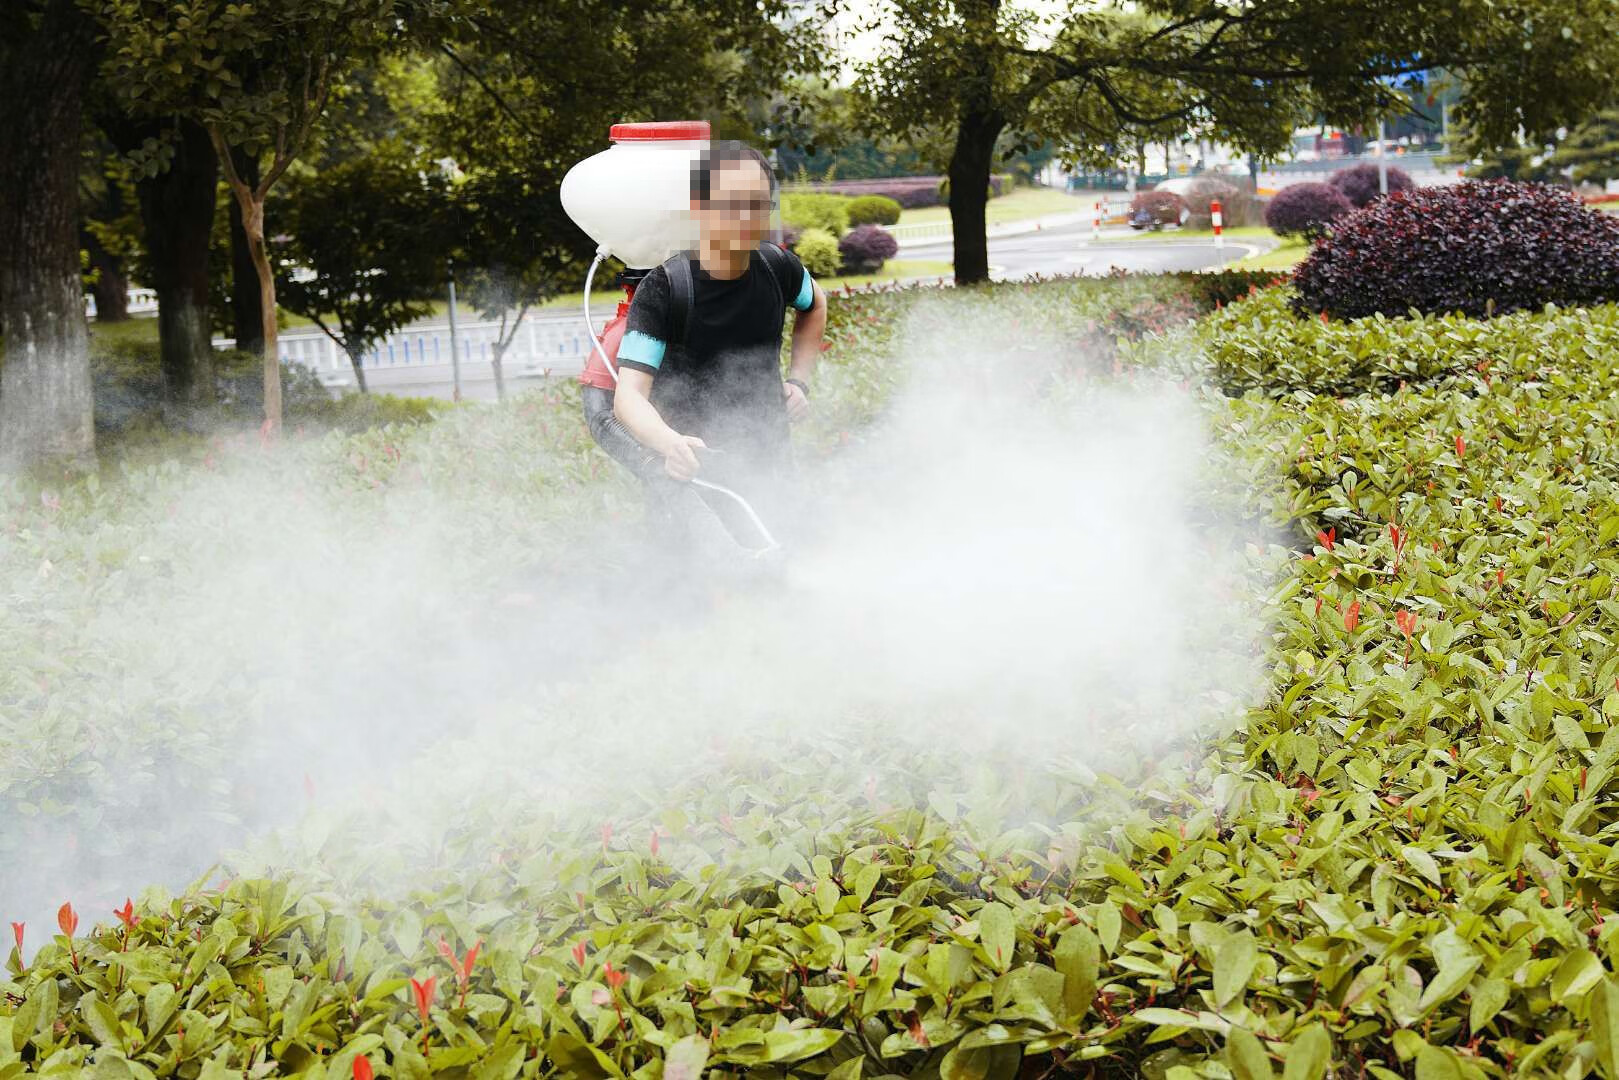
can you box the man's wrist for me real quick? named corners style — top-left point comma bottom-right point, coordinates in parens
top-left (785, 377), bottom-right (810, 398)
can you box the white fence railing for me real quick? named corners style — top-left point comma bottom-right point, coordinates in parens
top-left (85, 287), bottom-right (157, 319)
top-left (214, 310), bottom-right (613, 388)
top-left (879, 220), bottom-right (952, 242)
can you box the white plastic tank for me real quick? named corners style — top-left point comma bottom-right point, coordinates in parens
top-left (560, 121), bottom-right (710, 269)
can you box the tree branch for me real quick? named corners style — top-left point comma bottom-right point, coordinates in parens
top-left (208, 123), bottom-right (256, 212)
top-left (308, 312), bottom-right (349, 353)
top-left (260, 52), bottom-right (330, 198)
top-left (498, 303), bottom-right (531, 351)
top-left (439, 41), bottom-right (547, 142)
top-left (1085, 71), bottom-right (1201, 129)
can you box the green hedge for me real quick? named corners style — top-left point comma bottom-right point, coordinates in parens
top-left (781, 194), bottom-right (852, 239)
top-left (794, 227), bottom-right (843, 279)
top-left (86, 338), bottom-right (438, 439)
top-left (1199, 287), bottom-right (1619, 397)
top-left (845, 196), bottom-right (903, 228)
top-left (8, 277), bottom-right (1619, 1079)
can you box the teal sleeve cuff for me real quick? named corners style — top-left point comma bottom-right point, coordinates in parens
top-left (793, 271), bottom-right (815, 311)
top-left (617, 330), bottom-right (666, 371)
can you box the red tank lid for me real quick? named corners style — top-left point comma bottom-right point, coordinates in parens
top-left (609, 121), bottom-right (711, 142)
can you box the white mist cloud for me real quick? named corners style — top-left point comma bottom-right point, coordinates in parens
top-left (5, 292), bottom-right (1276, 949)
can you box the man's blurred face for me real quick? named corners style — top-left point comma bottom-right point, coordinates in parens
top-left (694, 158), bottom-right (772, 255)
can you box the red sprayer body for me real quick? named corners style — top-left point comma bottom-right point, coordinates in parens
top-left (578, 279), bottom-right (640, 391)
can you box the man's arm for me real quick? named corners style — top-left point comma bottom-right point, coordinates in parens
top-left (783, 279), bottom-right (827, 421)
top-left (613, 367), bottom-right (706, 481)
top-left (788, 280), bottom-right (827, 383)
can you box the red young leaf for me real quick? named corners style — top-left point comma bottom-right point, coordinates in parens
top-left (410, 976), bottom-right (437, 1023)
top-left (57, 902), bottom-right (77, 938)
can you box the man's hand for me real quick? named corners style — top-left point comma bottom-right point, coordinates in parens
top-left (783, 380), bottom-right (810, 422)
top-left (662, 434), bottom-right (708, 481)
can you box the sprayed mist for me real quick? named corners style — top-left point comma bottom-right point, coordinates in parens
top-left (1, 292), bottom-right (1277, 956)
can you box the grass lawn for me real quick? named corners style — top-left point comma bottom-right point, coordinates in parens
top-left (1109, 224), bottom-right (1276, 243)
top-left (88, 315), bottom-right (162, 347)
top-left (1234, 235), bottom-right (1310, 271)
top-left (896, 185), bottom-right (1085, 226)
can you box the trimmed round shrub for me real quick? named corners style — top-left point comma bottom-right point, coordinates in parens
top-left (1130, 190), bottom-right (1185, 227)
top-left (793, 227), bottom-right (842, 279)
top-left (845, 195), bottom-right (902, 227)
top-left (1264, 182), bottom-right (1354, 240)
top-left (1182, 178), bottom-right (1261, 230)
top-left (1327, 162), bottom-right (1415, 208)
top-left (780, 193), bottom-right (850, 238)
top-left (837, 224), bottom-right (900, 274)
top-left (1292, 178), bottom-right (1619, 320)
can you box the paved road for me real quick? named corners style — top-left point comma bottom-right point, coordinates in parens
top-left (903, 219), bottom-right (1255, 281)
top-left (360, 222), bottom-right (1256, 400)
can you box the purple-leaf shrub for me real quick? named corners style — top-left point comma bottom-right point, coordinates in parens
top-left (1292, 179), bottom-right (1619, 320)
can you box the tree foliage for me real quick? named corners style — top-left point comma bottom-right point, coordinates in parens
top-left (844, 0), bottom-right (1619, 284)
top-left (1553, 106), bottom-right (1619, 185)
top-left (275, 144), bottom-right (455, 392)
top-left (84, 0), bottom-right (454, 431)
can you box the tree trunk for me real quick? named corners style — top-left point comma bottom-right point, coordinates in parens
top-left (490, 342), bottom-right (506, 401)
top-left (220, 184), bottom-right (283, 432)
top-left (947, 0), bottom-right (1005, 287)
top-left (210, 125), bottom-right (283, 433)
top-left (346, 346), bottom-right (369, 394)
top-left (134, 119), bottom-right (219, 408)
top-left (227, 145), bottom-right (265, 356)
top-left (0, 1), bottom-right (97, 474)
top-left (948, 108), bottom-right (1005, 286)
top-left (84, 230), bottom-right (129, 322)
top-left (248, 198), bottom-right (282, 430)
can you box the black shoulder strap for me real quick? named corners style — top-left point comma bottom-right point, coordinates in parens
top-left (756, 241), bottom-right (792, 308)
top-left (662, 251), bottom-right (695, 349)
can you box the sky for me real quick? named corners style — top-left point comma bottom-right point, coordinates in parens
top-left (826, 0), bottom-right (1074, 82)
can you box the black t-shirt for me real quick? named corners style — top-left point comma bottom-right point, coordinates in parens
top-left (617, 244), bottom-right (813, 472)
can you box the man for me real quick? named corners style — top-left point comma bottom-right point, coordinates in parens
top-left (611, 140), bottom-right (827, 551)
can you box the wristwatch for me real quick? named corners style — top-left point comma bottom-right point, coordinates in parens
top-left (785, 377), bottom-right (810, 398)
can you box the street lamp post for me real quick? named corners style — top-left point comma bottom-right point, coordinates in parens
top-left (1378, 116), bottom-right (1389, 196)
top-left (447, 256), bottom-right (463, 403)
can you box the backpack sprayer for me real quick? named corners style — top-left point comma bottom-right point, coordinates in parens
top-left (559, 121), bottom-right (782, 557)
